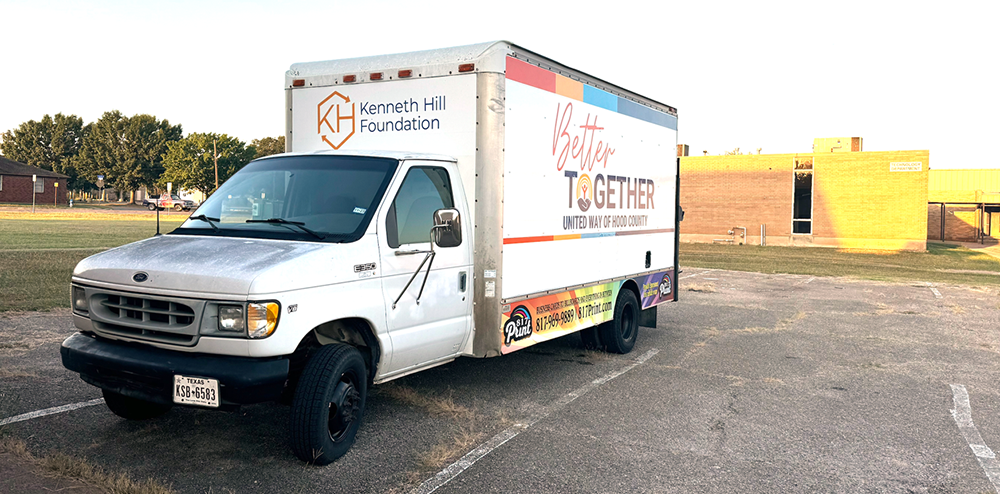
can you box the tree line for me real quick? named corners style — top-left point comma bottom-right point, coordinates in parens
top-left (0, 112), bottom-right (285, 201)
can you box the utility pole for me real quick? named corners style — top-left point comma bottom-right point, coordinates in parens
top-left (214, 138), bottom-right (219, 190)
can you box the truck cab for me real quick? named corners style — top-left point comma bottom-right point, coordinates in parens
top-left (64, 151), bottom-right (473, 463)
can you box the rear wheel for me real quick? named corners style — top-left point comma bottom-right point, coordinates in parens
top-left (599, 289), bottom-right (640, 354)
top-left (173, 204), bottom-right (183, 212)
top-left (146, 203), bottom-right (156, 211)
top-left (289, 344), bottom-right (367, 465)
top-left (102, 389), bottom-right (172, 420)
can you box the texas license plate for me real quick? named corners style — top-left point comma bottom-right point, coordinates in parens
top-left (173, 375), bottom-right (219, 408)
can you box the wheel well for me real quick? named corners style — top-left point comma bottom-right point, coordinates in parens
top-left (620, 279), bottom-right (641, 305)
top-left (290, 318), bottom-right (381, 385)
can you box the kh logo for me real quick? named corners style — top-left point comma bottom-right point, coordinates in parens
top-left (576, 174), bottom-right (592, 212)
top-left (503, 305), bottom-right (533, 346)
top-left (318, 91), bottom-right (355, 149)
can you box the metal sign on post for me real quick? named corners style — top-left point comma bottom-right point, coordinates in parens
top-left (32, 174), bottom-right (36, 213)
top-left (54, 181), bottom-right (58, 206)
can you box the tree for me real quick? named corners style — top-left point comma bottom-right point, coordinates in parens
top-left (74, 111), bottom-right (182, 201)
top-left (0, 113), bottom-right (91, 189)
top-left (160, 133), bottom-right (256, 196)
top-left (250, 136), bottom-right (285, 159)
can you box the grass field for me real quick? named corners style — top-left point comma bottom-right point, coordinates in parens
top-left (679, 242), bottom-right (1000, 286)
top-left (0, 218), bottom-right (183, 312)
top-left (3, 212), bottom-right (1000, 312)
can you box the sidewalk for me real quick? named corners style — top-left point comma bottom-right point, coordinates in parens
top-left (932, 240), bottom-right (1000, 261)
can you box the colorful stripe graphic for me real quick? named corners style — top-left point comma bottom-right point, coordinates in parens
top-left (506, 57), bottom-right (677, 130)
top-left (503, 228), bottom-right (675, 245)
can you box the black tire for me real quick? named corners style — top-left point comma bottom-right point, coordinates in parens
top-left (289, 344), bottom-right (367, 465)
top-left (580, 326), bottom-right (602, 350)
top-left (146, 203), bottom-right (156, 211)
top-left (173, 204), bottom-right (183, 212)
top-left (102, 389), bottom-right (172, 420)
top-left (599, 289), bottom-right (640, 354)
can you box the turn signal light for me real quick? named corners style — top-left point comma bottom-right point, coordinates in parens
top-left (247, 302), bottom-right (280, 339)
top-left (458, 63), bottom-right (475, 73)
top-left (292, 79), bottom-right (305, 87)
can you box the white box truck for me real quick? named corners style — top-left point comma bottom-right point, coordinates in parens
top-left (61, 41), bottom-right (679, 464)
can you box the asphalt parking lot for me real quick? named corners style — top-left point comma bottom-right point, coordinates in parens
top-left (3, 269), bottom-right (1000, 493)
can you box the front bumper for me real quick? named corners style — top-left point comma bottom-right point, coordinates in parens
top-left (61, 332), bottom-right (289, 407)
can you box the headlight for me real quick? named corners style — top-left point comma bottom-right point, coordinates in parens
top-left (247, 302), bottom-right (279, 339)
top-left (72, 286), bottom-right (88, 312)
top-left (218, 305), bottom-right (244, 332)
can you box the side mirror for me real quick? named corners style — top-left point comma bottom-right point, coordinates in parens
top-left (432, 208), bottom-right (462, 248)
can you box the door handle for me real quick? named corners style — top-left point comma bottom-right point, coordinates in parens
top-left (459, 271), bottom-right (467, 292)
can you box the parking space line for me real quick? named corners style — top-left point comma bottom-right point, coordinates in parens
top-left (930, 287), bottom-right (943, 299)
top-left (950, 384), bottom-right (1000, 493)
top-left (0, 398), bottom-right (104, 427)
top-left (411, 348), bottom-right (660, 494)
top-left (680, 271), bottom-right (708, 280)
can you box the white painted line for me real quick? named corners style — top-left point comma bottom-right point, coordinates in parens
top-left (411, 348), bottom-right (660, 494)
top-left (0, 398), bottom-right (105, 427)
top-left (804, 277), bottom-right (815, 284)
top-left (930, 287), bottom-right (943, 299)
top-left (950, 384), bottom-right (1000, 493)
top-left (680, 271), bottom-right (708, 280)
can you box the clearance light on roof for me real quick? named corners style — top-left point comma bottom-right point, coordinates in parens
top-left (398, 69), bottom-right (412, 78)
top-left (458, 63), bottom-right (475, 73)
top-left (370, 72), bottom-right (383, 81)
top-left (292, 79), bottom-right (305, 87)
top-left (343, 75), bottom-right (357, 83)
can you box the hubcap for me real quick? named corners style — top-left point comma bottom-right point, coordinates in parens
top-left (328, 378), bottom-right (360, 442)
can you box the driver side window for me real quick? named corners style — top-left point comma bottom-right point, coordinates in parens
top-left (386, 167), bottom-right (454, 248)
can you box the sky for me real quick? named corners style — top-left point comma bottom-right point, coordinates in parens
top-left (2, 0), bottom-right (997, 169)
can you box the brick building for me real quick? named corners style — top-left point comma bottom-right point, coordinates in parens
top-left (680, 139), bottom-right (929, 251)
top-left (0, 155), bottom-right (69, 205)
top-left (927, 169), bottom-right (1000, 242)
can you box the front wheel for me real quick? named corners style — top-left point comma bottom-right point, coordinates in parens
top-left (102, 389), bottom-right (172, 420)
top-left (146, 204), bottom-right (156, 211)
top-left (173, 204), bottom-right (183, 212)
top-left (289, 344), bottom-right (367, 465)
top-left (599, 289), bottom-right (640, 354)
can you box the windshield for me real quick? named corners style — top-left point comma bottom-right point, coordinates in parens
top-left (173, 155), bottom-right (398, 242)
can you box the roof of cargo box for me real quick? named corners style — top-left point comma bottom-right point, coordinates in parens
top-left (286, 41), bottom-right (676, 116)
top-left (256, 150), bottom-right (456, 163)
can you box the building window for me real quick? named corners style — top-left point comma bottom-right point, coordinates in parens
top-left (793, 158), bottom-right (813, 234)
top-left (34, 178), bottom-right (44, 194)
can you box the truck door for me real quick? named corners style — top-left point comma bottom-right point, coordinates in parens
top-left (378, 160), bottom-right (473, 373)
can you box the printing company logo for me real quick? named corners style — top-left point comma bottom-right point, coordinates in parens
top-left (659, 275), bottom-right (671, 297)
top-left (132, 272), bottom-right (149, 283)
top-left (576, 174), bottom-right (592, 212)
top-left (503, 305), bottom-right (533, 346)
top-left (318, 91), bottom-right (355, 149)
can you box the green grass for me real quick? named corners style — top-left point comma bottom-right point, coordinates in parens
top-left (680, 242), bottom-right (1000, 286)
top-left (0, 219), bottom-right (183, 311)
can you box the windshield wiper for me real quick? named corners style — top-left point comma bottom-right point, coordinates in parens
top-left (189, 214), bottom-right (220, 233)
top-left (246, 218), bottom-right (326, 240)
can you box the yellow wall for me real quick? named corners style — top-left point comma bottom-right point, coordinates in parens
top-left (928, 169), bottom-right (1000, 203)
top-left (813, 137), bottom-right (862, 153)
top-left (811, 150), bottom-right (928, 250)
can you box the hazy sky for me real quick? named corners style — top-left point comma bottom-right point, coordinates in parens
top-left (2, 0), bottom-right (997, 168)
